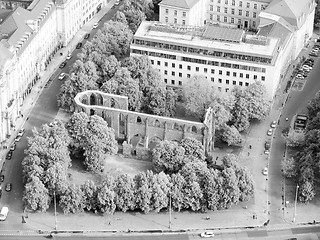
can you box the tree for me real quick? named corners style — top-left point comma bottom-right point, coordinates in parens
top-left (149, 172), bottom-right (170, 212)
top-left (91, 20), bottom-right (133, 59)
top-left (57, 61), bottom-right (99, 111)
top-left (151, 140), bottom-right (185, 174)
top-left (100, 67), bottom-right (141, 111)
top-left (202, 169), bottom-right (222, 210)
top-left (134, 171), bottom-right (153, 213)
top-left (282, 157), bottom-right (297, 178)
top-left (235, 166), bottom-right (254, 202)
top-left (114, 174), bottom-right (135, 212)
top-left (179, 158), bottom-right (208, 184)
top-left (306, 112), bottom-right (320, 131)
top-left (81, 180), bottom-right (98, 211)
top-left (285, 130), bottom-right (305, 148)
top-left (230, 91), bottom-right (250, 132)
top-left (218, 168), bottom-right (240, 209)
top-left (219, 124), bottom-right (242, 146)
top-left (299, 181), bottom-right (315, 202)
top-left (170, 173), bottom-right (186, 211)
top-left (22, 155), bottom-right (44, 184)
top-left (100, 55), bottom-right (121, 84)
top-left (183, 75), bottom-right (216, 121)
top-left (307, 90), bottom-right (320, 120)
top-left (23, 176), bottom-right (50, 212)
top-left (96, 183), bottom-right (116, 214)
top-left (59, 184), bottom-right (85, 214)
top-left (165, 87), bottom-right (178, 117)
top-left (179, 137), bottom-right (205, 161)
top-left (182, 174), bottom-right (203, 211)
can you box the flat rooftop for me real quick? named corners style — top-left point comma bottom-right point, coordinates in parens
top-left (134, 21), bottom-right (280, 59)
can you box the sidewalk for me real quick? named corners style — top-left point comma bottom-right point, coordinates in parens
top-left (0, 1), bottom-right (116, 171)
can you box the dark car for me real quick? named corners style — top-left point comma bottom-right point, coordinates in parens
top-left (265, 141), bottom-right (271, 150)
top-left (76, 42), bottom-right (82, 49)
top-left (0, 175), bottom-right (4, 182)
top-left (5, 151), bottom-right (13, 160)
top-left (59, 62), bottom-right (67, 68)
top-left (84, 33), bottom-right (90, 39)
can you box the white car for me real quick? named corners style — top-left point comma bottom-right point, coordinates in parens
top-left (58, 73), bottom-right (66, 80)
top-left (115, 0), bottom-right (120, 5)
top-left (14, 135), bottom-right (21, 142)
top-left (17, 128), bottom-right (25, 137)
top-left (66, 53), bottom-right (72, 60)
top-left (93, 22), bottom-right (99, 29)
top-left (200, 231), bottom-right (215, 238)
top-left (296, 74), bottom-right (304, 79)
top-left (270, 121), bottom-right (277, 128)
top-left (267, 128), bottom-right (273, 136)
top-left (303, 65), bottom-right (312, 70)
top-left (262, 167), bottom-right (268, 176)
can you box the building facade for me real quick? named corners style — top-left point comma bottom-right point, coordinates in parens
top-left (130, 0), bottom-right (315, 100)
top-left (0, 0), bottom-right (108, 144)
top-left (0, 0), bottom-right (33, 10)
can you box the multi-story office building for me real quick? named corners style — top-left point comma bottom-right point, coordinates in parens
top-left (130, 0), bottom-right (315, 99)
top-left (0, 0), bottom-right (108, 143)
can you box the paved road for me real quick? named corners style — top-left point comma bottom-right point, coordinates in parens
top-left (268, 49), bottom-right (320, 225)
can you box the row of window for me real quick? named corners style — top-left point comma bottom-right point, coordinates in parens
top-left (132, 40), bottom-right (272, 65)
top-left (163, 77), bottom-right (251, 92)
top-left (213, 0), bottom-right (266, 10)
top-left (211, 15), bottom-right (256, 27)
top-left (132, 49), bottom-right (267, 74)
top-left (164, 17), bottom-right (186, 25)
top-left (164, 9), bottom-right (187, 17)
top-left (212, 6), bottom-right (257, 18)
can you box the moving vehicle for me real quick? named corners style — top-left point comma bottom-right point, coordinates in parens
top-left (84, 33), bottom-right (90, 39)
top-left (200, 231), bottom-right (215, 238)
top-left (0, 207), bottom-right (9, 221)
top-left (76, 42), bottom-right (82, 49)
top-left (58, 73), bottom-right (66, 80)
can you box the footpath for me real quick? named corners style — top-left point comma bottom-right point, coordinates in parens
top-left (0, 2), bottom-right (319, 237)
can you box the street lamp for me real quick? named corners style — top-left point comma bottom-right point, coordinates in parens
top-left (169, 190), bottom-right (172, 229)
top-left (293, 184), bottom-right (299, 223)
top-left (54, 190), bottom-right (57, 230)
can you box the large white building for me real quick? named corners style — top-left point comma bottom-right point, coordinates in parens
top-left (130, 0), bottom-right (315, 99)
top-left (0, 0), bottom-right (108, 143)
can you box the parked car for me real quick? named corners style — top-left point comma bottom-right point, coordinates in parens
top-left (296, 74), bottom-right (304, 79)
top-left (76, 42), bottom-right (82, 49)
top-left (66, 53), bottom-right (72, 60)
top-left (58, 73), bottom-right (66, 80)
top-left (5, 183), bottom-right (11, 192)
top-left (84, 33), bottom-right (90, 39)
top-left (301, 66), bottom-right (310, 72)
top-left (59, 62), bottom-right (67, 68)
top-left (93, 22), bottom-right (99, 29)
top-left (262, 167), bottom-right (268, 176)
top-left (14, 135), bottom-right (21, 142)
top-left (17, 128), bottom-right (25, 137)
top-left (5, 151), bottom-right (13, 160)
top-left (303, 64), bottom-right (312, 70)
top-left (0, 207), bottom-right (9, 221)
top-left (200, 231), bottom-right (215, 238)
top-left (115, 0), bottom-right (120, 5)
top-left (265, 141), bottom-right (271, 150)
top-left (9, 144), bottom-right (16, 151)
top-left (270, 121), bottom-right (277, 128)
top-left (267, 128), bottom-right (273, 136)
top-left (0, 175), bottom-right (4, 182)
top-left (309, 52), bottom-right (318, 57)
top-left (297, 71), bottom-right (308, 77)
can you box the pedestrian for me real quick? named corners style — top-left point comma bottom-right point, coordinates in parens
top-left (249, 145), bottom-right (252, 149)
top-left (248, 152), bottom-right (250, 156)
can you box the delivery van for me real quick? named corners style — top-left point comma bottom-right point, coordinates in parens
top-left (0, 207), bottom-right (9, 221)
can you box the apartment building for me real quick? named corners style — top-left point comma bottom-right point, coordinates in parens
top-left (159, 0), bottom-right (208, 26)
top-left (0, 0), bottom-right (33, 10)
top-left (0, 0), bottom-right (108, 143)
top-left (130, 0), bottom-right (315, 100)
top-left (207, 0), bottom-right (272, 29)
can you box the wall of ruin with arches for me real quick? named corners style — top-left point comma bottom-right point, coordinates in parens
top-left (74, 90), bottom-right (214, 156)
